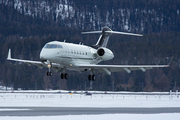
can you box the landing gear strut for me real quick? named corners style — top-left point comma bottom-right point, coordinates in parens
top-left (46, 60), bottom-right (52, 76)
top-left (61, 73), bottom-right (68, 79)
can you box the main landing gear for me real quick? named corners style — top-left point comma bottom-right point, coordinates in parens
top-left (61, 73), bottom-right (68, 80)
top-left (88, 74), bottom-right (95, 81)
top-left (46, 71), bottom-right (68, 80)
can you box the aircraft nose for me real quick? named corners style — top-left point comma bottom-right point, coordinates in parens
top-left (40, 49), bottom-right (47, 60)
top-left (112, 54), bottom-right (114, 58)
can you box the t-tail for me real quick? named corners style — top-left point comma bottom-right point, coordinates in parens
top-left (82, 26), bottom-right (143, 49)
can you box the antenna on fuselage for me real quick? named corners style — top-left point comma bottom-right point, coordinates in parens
top-left (79, 42), bottom-right (81, 45)
top-left (64, 40), bottom-right (66, 42)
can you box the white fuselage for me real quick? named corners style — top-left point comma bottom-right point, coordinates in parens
top-left (40, 41), bottom-right (114, 71)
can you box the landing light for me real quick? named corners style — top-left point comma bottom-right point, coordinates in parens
top-left (47, 64), bottom-right (51, 68)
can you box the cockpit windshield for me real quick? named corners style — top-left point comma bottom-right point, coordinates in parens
top-left (44, 44), bottom-right (50, 48)
top-left (43, 44), bottom-right (63, 49)
top-left (49, 44), bottom-right (57, 48)
top-left (58, 45), bottom-right (63, 48)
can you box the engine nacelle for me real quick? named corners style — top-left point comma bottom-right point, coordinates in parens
top-left (97, 47), bottom-right (114, 61)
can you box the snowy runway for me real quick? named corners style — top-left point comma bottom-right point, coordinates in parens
top-left (0, 107), bottom-right (180, 116)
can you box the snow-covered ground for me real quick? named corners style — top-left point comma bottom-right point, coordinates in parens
top-left (0, 113), bottom-right (180, 120)
top-left (0, 90), bottom-right (180, 120)
top-left (0, 92), bottom-right (179, 108)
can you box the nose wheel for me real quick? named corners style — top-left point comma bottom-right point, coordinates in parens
top-left (47, 71), bottom-right (52, 76)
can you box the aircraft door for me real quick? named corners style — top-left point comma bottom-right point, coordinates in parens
top-left (61, 44), bottom-right (69, 63)
top-left (56, 44), bottom-right (68, 63)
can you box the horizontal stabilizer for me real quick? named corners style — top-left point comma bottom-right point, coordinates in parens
top-left (81, 31), bottom-right (102, 34)
top-left (82, 29), bottom-right (143, 36)
top-left (105, 31), bottom-right (143, 36)
top-left (82, 26), bottom-right (143, 48)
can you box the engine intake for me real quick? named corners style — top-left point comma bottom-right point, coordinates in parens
top-left (97, 48), bottom-right (105, 56)
top-left (96, 47), bottom-right (114, 61)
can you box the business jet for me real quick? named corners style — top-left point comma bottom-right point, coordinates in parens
top-left (7, 26), bottom-right (169, 81)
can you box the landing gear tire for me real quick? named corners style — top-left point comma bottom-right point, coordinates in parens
top-left (61, 73), bottom-right (64, 79)
top-left (92, 75), bottom-right (95, 81)
top-left (46, 72), bottom-right (52, 76)
top-left (88, 75), bottom-right (92, 81)
top-left (88, 75), bottom-right (95, 81)
top-left (50, 72), bottom-right (52, 76)
top-left (61, 73), bottom-right (68, 80)
top-left (65, 73), bottom-right (68, 79)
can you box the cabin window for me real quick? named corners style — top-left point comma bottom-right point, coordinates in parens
top-left (58, 45), bottom-right (63, 48)
top-left (74, 50), bottom-right (76, 54)
top-left (49, 44), bottom-right (57, 48)
top-left (86, 52), bottom-right (87, 55)
top-left (71, 50), bottom-right (73, 54)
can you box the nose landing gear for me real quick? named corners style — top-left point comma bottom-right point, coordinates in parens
top-left (47, 71), bottom-right (52, 76)
top-left (46, 60), bottom-right (52, 76)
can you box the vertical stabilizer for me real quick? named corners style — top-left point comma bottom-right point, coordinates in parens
top-left (93, 26), bottom-right (112, 49)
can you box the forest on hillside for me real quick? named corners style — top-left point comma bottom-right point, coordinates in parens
top-left (0, 0), bottom-right (180, 91)
top-left (1, 0), bottom-right (180, 34)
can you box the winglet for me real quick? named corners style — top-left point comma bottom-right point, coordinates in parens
top-left (168, 56), bottom-right (174, 65)
top-left (7, 49), bottom-right (11, 60)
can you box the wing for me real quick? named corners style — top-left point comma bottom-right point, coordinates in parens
top-left (78, 64), bottom-right (169, 75)
top-left (7, 49), bottom-right (62, 72)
